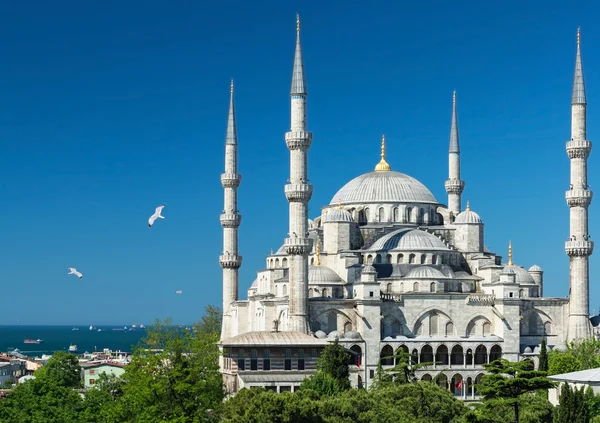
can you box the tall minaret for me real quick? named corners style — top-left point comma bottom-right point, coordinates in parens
top-left (284, 14), bottom-right (313, 333)
top-left (219, 80), bottom-right (242, 340)
top-left (566, 28), bottom-right (593, 342)
top-left (444, 91), bottom-right (464, 217)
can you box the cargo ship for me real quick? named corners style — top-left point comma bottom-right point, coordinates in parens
top-left (68, 344), bottom-right (78, 353)
top-left (24, 339), bottom-right (43, 344)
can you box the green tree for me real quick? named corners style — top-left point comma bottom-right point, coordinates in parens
top-left (476, 359), bottom-right (556, 423)
top-left (373, 348), bottom-right (427, 388)
top-left (300, 371), bottom-right (346, 396)
top-left (34, 351), bottom-right (82, 389)
top-left (313, 339), bottom-right (351, 391)
top-left (585, 386), bottom-right (600, 420)
top-left (538, 338), bottom-right (548, 372)
top-left (196, 304), bottom-right (222, 335)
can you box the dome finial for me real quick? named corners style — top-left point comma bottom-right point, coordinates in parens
top-left (315, 240), bottom-right (321, 265)
top-left (374, 134), bottom-right (391, 172)
top-left (508, 240), bottom-right (514, 266)
top-left (466, 200), bottom-right (470, 211)
top-left (296, 13), bottom-right (300, 34)
top-left (577, 26), bottom-right (581, 45)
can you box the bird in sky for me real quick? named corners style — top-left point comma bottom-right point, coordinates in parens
top-left (67, 267), bottom-right (83, 279)
top-left (148, 205), bottom-right (166, 227)
top-left (175, 290), bottom-right (183, 295)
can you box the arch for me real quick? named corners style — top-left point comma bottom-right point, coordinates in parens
top-left (435, 344), bottom-right (449, 365)
top-left (432, 255), bottom-right (437, 265)
top-left (411, 349), bottom-right (419, 365)
top-left (327, 312), bottom-right (337, 332)
top-left (308, 288), bottom-right (314, 298)
top-left (375, 254), bottom-right (382, 264)
top-left (417, 208), bottom-right (424, 224)
top-left (282, 258), bottom-right (288, 267)
top-left (297, 349), bottom-right (305, 370)
top-left (446, 321), bottom-right (454, 336)
top-left (380, 345), bottom-right (394, 366)
top-left (489, 345), bottom-right (502, 362)
top-left (395, 345), bottom-right (409, 365)
top-left (430, 282), bottom-right (436, 293)
top-left (465, 316), bottom-right (492, 337)
top-left (397, 253), bottom-right (404, 264)
top-left (420, 254), bottom-right (427, 264)
top-left (322, 288), bottom-right (328, 297)
top-left (275, 258), bottom-right (280, 268)
top-left (409, 253), bottom-right (416, 264)
top-left (350, 345), bottom-right (362, 366)
top-left (519, 288), bottom-right (524, 298)
top-left (435, 373), bottom-right (448, 389)
top-left (367, 254), bottom-right (373, 265)
top-left (282, 284), bottom-right (288, 296)
top-left (364, 207), bottom-right (370, 222)
top-left (405, 207), bottom-right (412, 223)
top-left (465, 349), bottom-right (473, 366)
top-left (310, 257), bottom-right (315, 265)
top-left (421, 373), bottom-right (432, 382)
top-left (386, 283), bottom-right (392, 293)
top-left (451, 373), bottom-right (464, 396)
top-left (413, 281), bottom-right (419, 292)
top-left (378, 207), bottom-right (385, 222)
top-left (482, 321), bottom-right (491, 336)
top-left (544, 321), bottom-right (552, 335)
top-left (386, 254), bottom-right (392, 264)
top-left (474, 345), bottom-right (487, 365)
top-left (409, 307), bottom-right (453, 333)
top-left (358, 209), bottom-right (366, 224)
top-left (420, 345), bottom-right (434, 364)
top-left (393, 207), bottom-right (400, 222)
top-left (343, 321), bottom-right (352, 334)
top-left (450, 345), bottom-right (464, 365)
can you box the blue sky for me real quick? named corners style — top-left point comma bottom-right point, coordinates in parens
top-left (1, 0), bottom-right (599, 325)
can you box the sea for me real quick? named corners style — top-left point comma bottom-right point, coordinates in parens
top-left (0, 326), bottom-right (148, 356)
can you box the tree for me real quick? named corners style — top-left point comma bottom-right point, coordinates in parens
top-left (549, 338), bottom-right (600, 376)
top-left (538, 338), bottom-right (548, 372)
top-left (34, 351), bottom-right (82, 389)
top-left (557, 383), bottom-right (590, 423)
top-left (313, 339), bottom-right (351, 391)
top-left (300, 371), bottom-right (345, 396)
top-left (476, 359), bottom-right (556, 423)
top-left (372, 348), bottom-right (426, 389)
top-left (196, 305), bottom-right (222, 336)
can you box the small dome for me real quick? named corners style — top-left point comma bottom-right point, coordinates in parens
top-left (343, 331), bottom-right (361, 340)
top-left (501, 267), bottom-right (516, 275)
top-left (523, 346), bottom-right (533, 354)
top-left (362, 265), bottom-right (377, 274)
top-left (533, 346), bottom-right (540, 353)
top-left (324, 208), bottom-right (354, 223)
top-left (505, 266), bottom-right (536, 284)
top-left (309, 266), bottom-right (345, 284)
top-left (454, 210), bottom-right (482, 224)
top-left (528, 265), bottom-right (543, 272)
top-left (405, 266), bottom-right (447, 279)
top-left (369, 228), bottom-right (449, 251)
top-left (314, 330), bottom-right (327, 339)
top-left (327, 331), bottom-right (340, 340)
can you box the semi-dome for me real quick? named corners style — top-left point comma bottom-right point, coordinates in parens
top-left (324, 208), bottom-right (354, 223)
top-left (405, 266), bottom-right (447, 279)
top-left (309, 265), bottom-right (345, 284)
top-left (454, 204), bottom-right (482, 224)
top-left (330, 171), bottom-right (438, 206)
top-left (528, 265), bottom-right (543, 272)
top-left (369, 228), bottom-right (449, 251)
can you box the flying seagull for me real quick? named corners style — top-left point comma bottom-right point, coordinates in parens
top-left (67, 267), bottom-right (83, 279)
top-left (148, 205), bottom-right (166, 227)
top-left (175, 290), bottom-right (183, 295)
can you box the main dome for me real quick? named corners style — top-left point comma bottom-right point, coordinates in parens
top-left (330, 171), bottom-right (438, 206)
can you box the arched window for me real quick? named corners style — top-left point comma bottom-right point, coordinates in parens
top-left (482, 321), bottom-right (491, 336)
top-left (378, 207), bottom-right (385, 222)
top-left (386, 254), bottom-right (392, 264)
top-left (397, 253), bottom-right (404, 263)
top-left (263, 349), bottom-right (271, 370)
top-left (237, 350), bottom-right (246, 371)
top-left (446, 322), bottom-right (454, 336)
top-left (393, 207), bottom-right (400, 222)
top-left (364, 208), bottom-right (370, 222)
top-left (367, 255), bottom-right (373, 265)
top-left (284, 349), bottom-right (292, 370)
top-left (375, 254), bottom-right (382, 264)
top-left (421, 254), bottom-right (427, 264)
top-left (400, 282), bottom-right (404, 292)
top-left (489, 345), bottom-right (502, 362)
top-left (519, 289), bottom-right (524, 298)
top-left (309, 288), bottom-right (314, 298)
top-left (474, 345), bottom-right (487, 365)
top-left (450, 345), bottom-right (463, 365)
top-left (344, 321), bottom-right (352, 333)
top-left (380, 345), bottom-right (394, 365)
top-left (351, 345), bottom-right (362, 367)
top-left (418, 208), bottom-right (424, 224)
top-left (420, 345), bottom-right (434, 364)
top-left (432, 255), bottom-right (437, 265)
top-left (413, 282), bottom-right (419, 292)
top-left (250, 349), bottom-right (258, 370)
top-left (328, 312), bottom-right (337, 332)
top-left (430, 314), bottom-right (439, 335)
top-left (386, 283), bottom-right (392, 293)
top-left (409, 254), bottom-right (416, 264)
top-left (275, 258), bottom-right (280, 268)
top-left (297, 349), bottom-right (305, 370)
top-left (282, 258), bottom-right (288, 267)
top-left (430, 282), bottom-right (436, 293)
top-left (406, 207), bottom-right (412, 222)
top-left (435, 345), bottom-right (448, 365)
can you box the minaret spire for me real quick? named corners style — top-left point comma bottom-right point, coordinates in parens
top-left (566, 28), bottom-right (593, 342)
top-left (219, 80), bottom-right (243, 340)
top-left (507, 241), bottom-right (513, 266)
top-left (284, 15), bottom-right (313, 333)
top-left (445, 91), bottom-right (465, 217)
top-left (374, 135), bottom-right (391, 171)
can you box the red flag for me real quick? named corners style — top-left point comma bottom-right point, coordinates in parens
top-left (455, 380), bottom-right (463, 389)
top-left (357, 354), bottom-right (361, 367)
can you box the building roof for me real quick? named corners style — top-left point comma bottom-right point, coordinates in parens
top-left (220, 331), bottom-right (328, 347)
top-left (81, 362), bottom-right (125, 369)
top-left (549, 367), bottom-right (600, 384)
top-left (368, 228), bottom-right (449, 251)
top-left (330, 170), bottom-right (438, 206)
top-left (503, 265), bottom-right (535, 284)
top-left (309, 265), bottom-right (345, 284)
top-left (324, 208), bottom-right (353, 223)
top-left (405, 266), bottom-right (447, 279)
top-left (239, 371), bottom-right (311, 384)
top-left (528, 264), bottom-right (543, 272)
top-left (454, 209), bottom-right (482, 224)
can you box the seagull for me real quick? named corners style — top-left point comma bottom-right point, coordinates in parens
top-left (175, 290), bottom-right (183, 295)
top-left (148, 205), bottom-right (166, 227)
top-left (67, 267), bottom-right (83, 279)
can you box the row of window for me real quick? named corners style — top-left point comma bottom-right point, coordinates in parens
top-left (236, 349), bottom-right (318, 372)
top-left (365, 253), bottom-right (455, 265)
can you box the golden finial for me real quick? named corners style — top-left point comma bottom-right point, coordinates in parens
top-left (453, 90), bottom-right (456, 105)
top-left (577, 27), bottom-right (581, 45)
top-left (315, 240), bottom-right (321, 266)
top-left (466, 200), bottom-right (470, 211)
top-left (230, 79), bottom-right (234, 94)
top-left (296, 13), bottom-right (300, 33)
top-left (374, 134), bottom-right (391, 172)
top-left (508, 240), bottom-right (513, 266)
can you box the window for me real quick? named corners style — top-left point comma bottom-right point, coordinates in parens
top-left (413, 282), bottom-right (419, 292)
top-left (370, 370), bottom-right (375, 378)
top-left (250, 349), bottom-right (258, 371)
top-left (89, 370), bottom-right (96, 375)
top-left (509, 292), bottom-right (513, 297)
top-left (387, 283), bottom-right (392, 293)
top-left (429, 313), bottom-right (439, 336)
top-left (328, 312), bottom-right (337, 331)
top-left (369, 291), bottom-right (374, 297)
top-left (298, 350), bottom-right (305, 370)
top-left (378, 207), bottom-right (384, 222)
top-left (285, 349), bottom-right (292, 371)
top-left (263, 350), bottom-right (271, 371)
top-left (430, 282), bottom-right (436, 293)
top-left (311, 349), bottom-right (318, 359)
top-left (238, 350), bottom-right (246, 371)
top-left (89, 379), bottom-right (95, 385)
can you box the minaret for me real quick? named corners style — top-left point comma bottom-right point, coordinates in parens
top-left (284, 14), bottom-right (313, 333)
top-left (444, 91), bottom-right (465, 217)
top-left (219, 80), bottom-right (242, 340)
top-left (566, 28), bottom-right (593, 342)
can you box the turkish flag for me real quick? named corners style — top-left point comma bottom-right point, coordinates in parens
top-left (455, 380), bottom-right (463, 389)
top-left (357, 355), bottom-right (361, 367)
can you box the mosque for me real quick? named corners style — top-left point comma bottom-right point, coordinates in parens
top-left (218, 19), bottom-right (594, 398)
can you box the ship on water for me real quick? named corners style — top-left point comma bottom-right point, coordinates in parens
top-left (68, 344), bottom-right (78, 353)
top-left (24, 339), bottom-right (43, 344)
top-left (72, 327), bottom-right (79, 331)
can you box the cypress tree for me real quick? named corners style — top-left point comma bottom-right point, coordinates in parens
top-left (539, 338), bottom-right (549, 372)
top-left (557, 383), bottom-right (573, 423)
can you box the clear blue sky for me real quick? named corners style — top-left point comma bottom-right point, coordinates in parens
top-left (1, 0), bottom-right (599, 325)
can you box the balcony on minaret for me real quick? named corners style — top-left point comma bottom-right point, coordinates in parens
top-left (565, 240), bottom-right (594, 257)
top-left (220, 213), bottom-right (242, 228)
top-left (221, 172), bottom-right (242, 188)
top-left (285, 131), bottom-right (312, 150)
top-left (284, 183), bottom-right (313, 202)
top-left (284, 237), bottom-right (312, 255)
top-left (444, 179), bottom-right (465, 194)
top-left (565, 189), bottom-right (593, 207)
top-left (219, 253), bottom-right (242, 269)
top-left (566, 139), bottom-right (592, 159)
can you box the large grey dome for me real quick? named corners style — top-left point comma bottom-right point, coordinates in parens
top-left (330, 171), bottom-right (438, 205)
top-left (369, 228), bottom-right (449, 251)
top-left (309, 266), bottom-right (345, 284)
